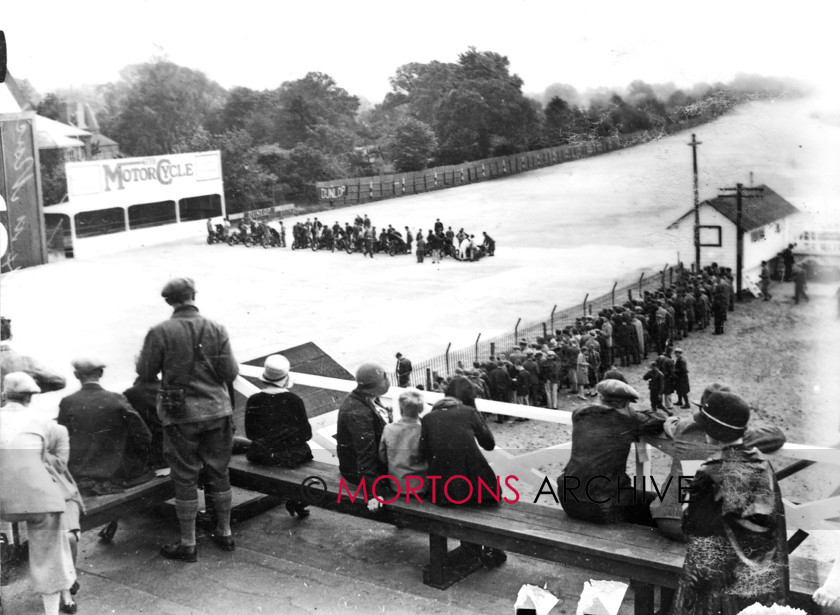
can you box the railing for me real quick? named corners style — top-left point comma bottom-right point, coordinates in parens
top-left (390, 264), bottom-right (680, 388)
top-left (237, 369), bottom-right (840, 553)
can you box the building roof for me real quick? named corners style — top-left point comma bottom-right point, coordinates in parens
top-left (668, 184), bottom-right (798, 231)
top-left (35, 115), bottom-right (91, 150)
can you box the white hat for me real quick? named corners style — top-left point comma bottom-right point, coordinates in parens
top-left (3, 372), bottom-right (41, 394)
top-left (260, 355), bottom-right (293, 388)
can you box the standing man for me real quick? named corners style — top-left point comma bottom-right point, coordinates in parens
top-left (416, 232), bottom-right (426, 263)
top-left (673, 348), bottom-right (691, 409)
top-left (434, 218), bottom-right (444, 235)
top-left (136, 277), bottom-right (240, 562)
top-left (782, 243), bottom-right (795, 282)
top-left (482, 232), bottom-right (495, 256)
top-left (405, 226), bottom-right (413, 255)
top-left (793, 263), bottom-right (809, 304)
top-left (760, 260), bottom-right (772, 301)
top-left (363, 226), bottom-right (375, 258)
top-left (395, 352), bottom-right (413, 387)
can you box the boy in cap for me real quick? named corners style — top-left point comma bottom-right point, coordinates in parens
top-left (136, 276), bottom-right (240, 561)
top-left (671, 390), bottom-right (789, 612)
top-left (378, 389), bottom-right (428, 496)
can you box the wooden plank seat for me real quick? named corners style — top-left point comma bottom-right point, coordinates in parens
top-left (80, 475), bottom-right (174, 540)
top-left (226, 456), bottom-right (827, 614)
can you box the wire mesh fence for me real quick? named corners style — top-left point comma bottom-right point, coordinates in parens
top-left (390, 265), bottom-right (680, 389)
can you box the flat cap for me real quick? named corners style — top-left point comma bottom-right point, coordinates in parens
top-left (161, 277), bottom-right (196, 298)
top-left (596, 379), bottom-right (640, 403)
top-left (72, 357), bottom-right (106, 374)
top-left (3, 372), bottom-right (41, 394)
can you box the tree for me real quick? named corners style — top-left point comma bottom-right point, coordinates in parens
top-left (383, 118), bottom-right (437, 172)
top-left (110, 60), bottom-right (227, 156)
top-left (37, 93), bottom-right (64, 120)
top-left (384, 61), bottom-right (459, 126)
top-left (274, 72), bottom-right (360, 149)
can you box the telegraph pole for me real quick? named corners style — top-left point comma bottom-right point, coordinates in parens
top-left (718, 183), bottom-right (764, 300)
top-left (688, 134), bottom-right (702, 271)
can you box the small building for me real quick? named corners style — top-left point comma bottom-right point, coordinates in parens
top-left (666, 184), bottom-right (799, 276)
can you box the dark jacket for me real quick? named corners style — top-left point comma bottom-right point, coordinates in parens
top-left (336, 389), bottom-right (388, 484)
top-left (559, 402), bottom-right (663, 523)
top-left (487, 366), bottom-right (513, 401)
top-left (421, 398), bottom-right (497, 506)
top-left (136, 305), bottom-right (239, 426)
top-left (58, 383), bottom-right (153, 493)
top-left (245, 389), bottom-right (313, 468)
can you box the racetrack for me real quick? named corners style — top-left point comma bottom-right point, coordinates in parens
top-left (2, 95), bottom-right (838, 408)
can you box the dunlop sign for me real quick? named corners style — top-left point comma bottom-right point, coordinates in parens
top-left (319, 185), bottom-right (346, 201)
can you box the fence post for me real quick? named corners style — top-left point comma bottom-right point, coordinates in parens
top-left (444, 342), bottom-right (452, 376)
top-left (490, 342), bottom-right (496, 359)
top-left (542, 322), bottom-right (547, 339)
top-left (514, 317), bottom-right (522, 343)
top-left (669, 267), bottom-right (673, 286)
top-left (639, 273), bottom-right (645, 294)
top-left (661, 263), bottom-right (668, 291)
top-left (582, 293), bottom-right (589, 317)
top-left (611, 282), bottom-right (617, 307)
top-left (474, 333), bottom-right (481, 363)
top-left (426, 367), bottom-right (432, 391)
top-left (550, 304), bottom-right (557, 334)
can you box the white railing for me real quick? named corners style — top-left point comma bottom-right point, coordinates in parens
top-left (242, 370), bottom-right (840, 546)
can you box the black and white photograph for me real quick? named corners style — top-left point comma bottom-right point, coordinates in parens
top-left (1, 1), bottom-right (839, 613)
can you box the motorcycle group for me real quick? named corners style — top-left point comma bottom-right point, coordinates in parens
top-left (206, 214), bottom-right (496, 261)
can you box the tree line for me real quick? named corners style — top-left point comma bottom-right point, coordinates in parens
top-left (26, 49), bottom-right (802, 211)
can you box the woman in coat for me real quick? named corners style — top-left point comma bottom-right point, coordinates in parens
top-left (671, 391), bottom-right (789, 614)
top-left (0, 373), bottom-right (79, 615)
top-left (421, 377), bottom-right (507, 568)
top-left (242, 355), bottom-right (313, 516)
top-left (575, 346), bottom-right (590, 400)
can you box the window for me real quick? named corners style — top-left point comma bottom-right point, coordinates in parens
top-left (75, 207), bottom-right (126, 238)
top-left (699, 225), bottom-right (722, 247)
top-left (128, 201), bottom-right (177, 230)
top-left (751, 228), bottom-right (766, 242)
top-left (179, 194), bottom-right (222, 222)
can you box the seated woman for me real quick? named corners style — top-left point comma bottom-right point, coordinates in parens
top-left (421, 376), bottom-right (506, 568)
top-left (671, 390), bottom-right (789, 613)
top-left (558, 379), bottom-right (665, 525)
top-left (652, 383), bottom-right (786, 541)
top-left (241, 355), bottom-right (313, 517)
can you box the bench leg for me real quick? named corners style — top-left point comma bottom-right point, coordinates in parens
top-left (631, 580), bottom-right (655, 615)
top-left (422, 535), bottom-right (485, 590)
top-left (423, 535), bottom-right (449, 589)
top-left (660, 587), bottom-right (675, 613)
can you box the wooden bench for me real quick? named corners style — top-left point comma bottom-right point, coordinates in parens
top-left (80, 475), bottom-right (174, 540)
top-left (227, 457), bottom-right (828, 614)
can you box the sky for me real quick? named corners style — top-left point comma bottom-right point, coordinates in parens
top-left (2, 0), bottom-right (838, 104)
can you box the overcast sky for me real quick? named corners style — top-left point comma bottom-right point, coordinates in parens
top-left (3, 0), bottom-right (837, 102)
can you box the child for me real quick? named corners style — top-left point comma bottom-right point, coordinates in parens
top-left (642, 361), bottom-right (664, 411)
top-left (671, 391), bottom-right (789, 613)
top-left (378, 389), bottom-right (428, 498)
